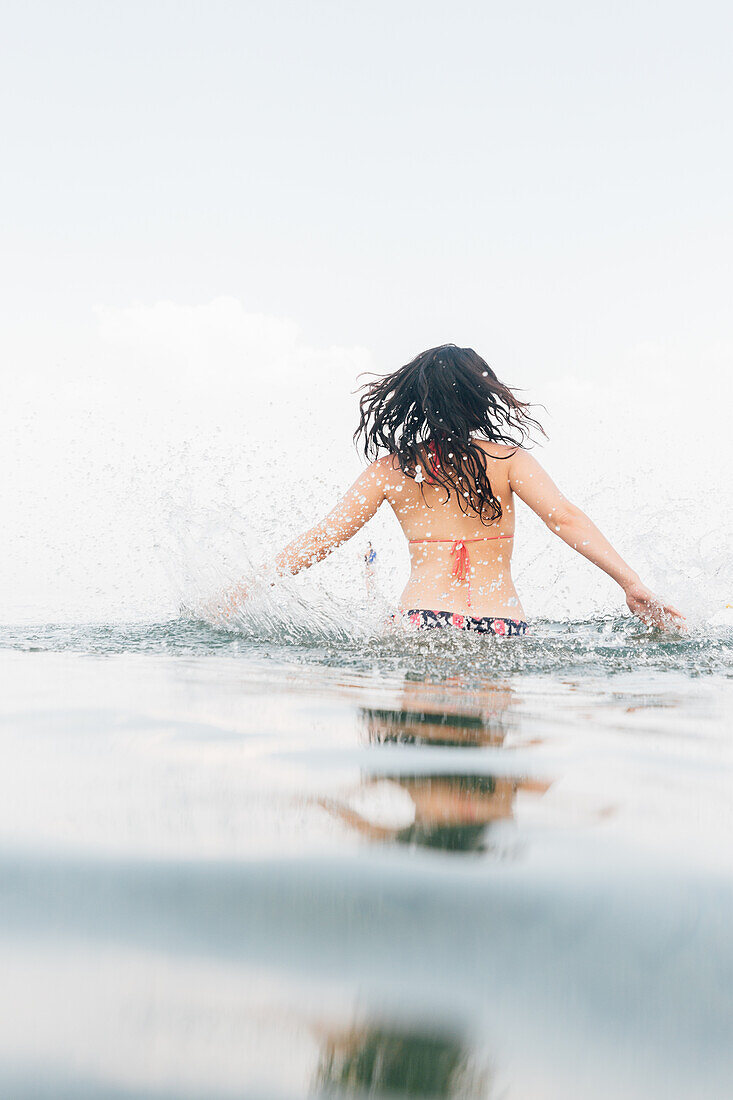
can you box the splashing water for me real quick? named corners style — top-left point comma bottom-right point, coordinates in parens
top-left (1, 299), bottom-right (732, 631)
top-left (1, 616), bottom-right (731, 682)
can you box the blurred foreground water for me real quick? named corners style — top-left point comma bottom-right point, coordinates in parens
top-left (0, 618), bottom-right (731, 1099)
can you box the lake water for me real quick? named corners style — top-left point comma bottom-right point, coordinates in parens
top-left (0, 618), bottom-right (731, 1099)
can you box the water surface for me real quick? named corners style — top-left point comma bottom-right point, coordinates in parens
top-left (0, 618), bottom-right (731, 1099)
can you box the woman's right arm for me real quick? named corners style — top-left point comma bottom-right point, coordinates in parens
top-left (213, 460), bottom-right (388, 616)
top-left (508, 449), bottom-right (684, 628)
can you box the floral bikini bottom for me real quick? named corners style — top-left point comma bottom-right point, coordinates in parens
top-left (399, 609), bottom-right (529, 636)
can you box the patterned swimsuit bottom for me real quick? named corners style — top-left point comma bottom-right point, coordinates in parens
top-left (399, 609), bottom-right (528, 637)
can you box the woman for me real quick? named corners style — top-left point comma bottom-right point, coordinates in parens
top-left (232, 344), bottom-right (683, 634)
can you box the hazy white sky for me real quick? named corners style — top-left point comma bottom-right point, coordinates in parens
top-left (2, 0), bottom-right (732, 374)
top-left (2, 1), bottom-right (732, 621)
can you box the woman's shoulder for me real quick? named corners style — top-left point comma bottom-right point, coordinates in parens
top-left (370, 453), bottom-right (402, 473)
top-left (474, 439), bottom-right (520, 460)
top-left (357, 454), bottom-right (402, 488)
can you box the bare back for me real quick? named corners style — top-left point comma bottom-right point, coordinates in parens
top-left (382, 441), bottom-right (524, 619)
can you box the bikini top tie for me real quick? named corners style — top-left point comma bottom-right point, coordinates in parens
top-left (407, 535), bottom-right (513, 608)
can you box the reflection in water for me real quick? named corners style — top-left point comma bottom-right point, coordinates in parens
top-left (363, 680), bottom-right (518, 747)
top-left (0, 647), bottom-right (728, 1099)
top-left (322, 680), bottom-right (549, 854)
top-left (312, 681), bottom-right (542, 1095)
top-left (313, 1021), bottom-right (490, 1099)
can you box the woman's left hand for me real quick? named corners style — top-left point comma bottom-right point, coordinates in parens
top-left (624, 581), bottom-right (686, 631)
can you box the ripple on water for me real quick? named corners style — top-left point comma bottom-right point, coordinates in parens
top-left (0, 615), bottom-right (730, 680)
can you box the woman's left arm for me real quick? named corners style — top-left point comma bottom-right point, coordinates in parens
top-left (273, 460), bottom-right (388, 577)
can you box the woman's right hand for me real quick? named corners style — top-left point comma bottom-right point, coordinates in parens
top-left (222, 580), bottom-right (249, 617)
top-left (624, 581), bottom-right (686, 631)
top-left (200, 580), bottom-right (249, 620)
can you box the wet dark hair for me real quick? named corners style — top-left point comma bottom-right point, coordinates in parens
top-left (354, 343), bottom-right (543, 523)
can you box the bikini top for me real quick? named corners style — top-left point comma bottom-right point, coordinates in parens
top-left (409, 440), bottom-right (512, 608)
top-left (407, 535), bottom-right (512, 608)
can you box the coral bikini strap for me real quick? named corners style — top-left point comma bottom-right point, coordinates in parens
top-left (424, 440), bottom-right (441, 485)
top-left (408, 534), bottom-right (514, 610)
top-left (450, 539), bottom-right (472, 607)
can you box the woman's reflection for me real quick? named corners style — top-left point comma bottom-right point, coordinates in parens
top-left (312, 1020), bottom-right (490, 1098)
top-left (320, 680), bottom-right (549, 854)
